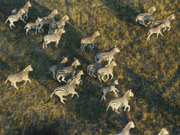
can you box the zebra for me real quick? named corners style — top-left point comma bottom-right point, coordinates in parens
top-left (154, 14), bottom-right (175, 32)
top-left (113, 121), bottom-right (135, 135)
top-left (5, 9), bottom-right (26, 29)
top-left (158, 128), bottom-right (169, 135)
top-left (106, 89), bottom-right (134, 114)
top-left (24, 17), bottom-right (43, 35)
top-left (97, 61), bottom-right (117, 82)
top-left (37, 9), bottom-right (59, 33)
top-left (147, 23), bottom-right (165, 40)
top-left (51, 78), bottom-right (81, 104)
top-left (56, 58), bottom-right (81, 83)
top-left (48, 15), bottom-right (69, 34)
top-left (42, 28), bottom-right (66, 48)
top-left (80, 31), bottom-right (100, 51)
top-left (19, 1), bottom-right (32, 20)
top-left (5, 65), bottom-right (33, 89)
top-left (100, 80), bottom-right (119, 101)
top-left (67, 70), bottom-right (84, 84)
top-left (95, 45), bottom-right (120, 67)
top-left (49, 57), bottom-right (68, 79)
top-left (87, 56), bottom-right (105, 78)
top-left (136, 6), bottom-right (156, 27)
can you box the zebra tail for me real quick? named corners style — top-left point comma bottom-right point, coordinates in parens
top-left (5, 77), bottom-right (9, 84)
top-left (50, 91), bottom-right (55, 98)
top-left (5, 18), bottom-right (9, 24)
top-left (106, 102), bottom-right (111, 111)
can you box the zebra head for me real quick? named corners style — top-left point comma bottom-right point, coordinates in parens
top-left (64, 15), bottom-right (69, 21)
top-left (129, 121), bottom-right (135, 128)
top-left (167, 14), bottom-right (175, 21)
top-left (23, 65), bottom-right (33, 72)
top-left (94, 31), bottom-right (100, 37)
top-left (148, 6), bottom-right (156, 13)
top-left (127, 89), bottom-right (134, 98)
top-left (26, 1), bottom-right (32, 7)
top-left (36, 17), bottom-right (43, 24)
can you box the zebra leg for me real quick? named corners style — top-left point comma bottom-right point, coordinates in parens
top-left (27, 78), bottom-right (31, 84)
top-left (26, 28), bottom-right (29, 35)
top-left (74, 92), bottom-right (79, 98)
top-left (80, 43), bottom-right (85, 51)
top-left (156, 33), bottom-right (159, 38)
top-left (55, 40), bottom-right (59, 48)
top-left (60, 96), bottom-right (66, 104)
top-left (20, 18), bottom-right (26, 23)
top-left (115, 108), bottom-right (120, 114)
top-left (61, 76), bottom-right (67, 83)
top-left (13, 82), bottom-right (18, 89)
top-left (140, 20), bottom-right (147, 27)
top-left (168, 26), bottom-right (171, 31)
top-left (110, 73), bottom-right (113, 80)
top-left (147, 33), bottom-right (152, 40)
top-left (163, 27), bottom-right (167, 32)
top-left (160, 32), bottom-right (164, 37)
top-left (92, 71), bottom-right (96, 78)
top-left (102, 76), bottom-right (107, 82)
top-left (113, 90), bottom-right (119, 97)
top-left (98, 74), bottom-right (102, 82)
top-left (127, 105), bottom-right (131, 112)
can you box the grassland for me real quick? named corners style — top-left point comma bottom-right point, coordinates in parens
top-left (0, 0), bottom-right (180, 134)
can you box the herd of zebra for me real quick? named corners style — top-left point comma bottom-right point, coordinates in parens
top-left (4, 1), bottom-right (174, 135)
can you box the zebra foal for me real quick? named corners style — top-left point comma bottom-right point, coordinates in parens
top-left (67, 70), bottom-right (84, 84)
top-left (147, 24), bottom-right (165, 40)
top-left (5, 65), bottom-right (33, 89)
top-left (87, 56), bottom-right (104, 78)
top-left (113, 121), bottom-right (135, 135)
top-left (49, 15), bottom-right (69, 34)
top-left (136, 6), bottom-right (156, 27)
top-left (24, 17), bottom-right (43, 35)
top-left (106, 89), bottom-right (134, 114)
top-left (80, 31), bottom-right (100, 51)
top-left (43, 28), bottom-right (65, 48)
top-left (154, 14), bottom-right (175, 32)
top-left (49, 57), bottom-right (68, 79)
top-left (56, 58), bottom-right (81, 83)
top-left (51, 78), bottom-right (81, 104)
top-left (97, 61), bottom-right (117, 82)
top-left (95, 45), bottom-right (120, 67)
top-left (100, 80), bottom-right (119, 101)
top-left (37, 9), bottom-right (59, 33)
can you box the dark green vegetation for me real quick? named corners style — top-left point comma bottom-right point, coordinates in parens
top-left (0, 0), bottom-right (180, 134)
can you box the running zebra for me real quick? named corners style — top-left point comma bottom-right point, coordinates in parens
top-left (37, 9), bottom-right (59, 33)
top-left (95, 45), bottom-right (120, 67)
top-left (5, 9), bottom-right (26, 29)
top-left (113, 121), bottom-right (135, 135)
top-left (24, 17), bottom-right (43, 35)
top-left (19, 1), bottom-right (32, 20)
top-left (101, 80), bottom-right (119, 101)
top-left (136, 6), bottom-right (156, 27)
top-left (80, 31), bottom-right (100, 51)
top-left (87, 56), bottom-right (104, 78)
top-left (56, 58), bottom-right (81, 83)
top-left (147, 23), bottom-right (165, 40)
top-left (158, 128), bottom-right (169, 135)
top-left (5, 65), bottom-right (33, 89)
top-left (154, 14), bottom-right (175, 32)
top-left (48, 15), bottom-right (69, 34)
top-left (42, 28), bottom-right (66, 48)
top-left (97, 61), bottom-right (117, 82)
top-left (51, 78), bottom-right (81, 104)
top-left (106, 89), bottom-right (134, 114)
top-left (67, 70), bottom-right (84, 84)
top-left (49, 57), bottom-right (68, 79)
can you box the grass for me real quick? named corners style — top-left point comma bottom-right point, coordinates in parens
top-left (0, 0), bottom-right (180, 134)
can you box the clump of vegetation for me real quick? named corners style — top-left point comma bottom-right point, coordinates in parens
top-left (0, 0), bottom-right (180, 134)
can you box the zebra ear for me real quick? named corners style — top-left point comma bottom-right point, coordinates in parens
top-left (114, 45), bottom-right (117, 47)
